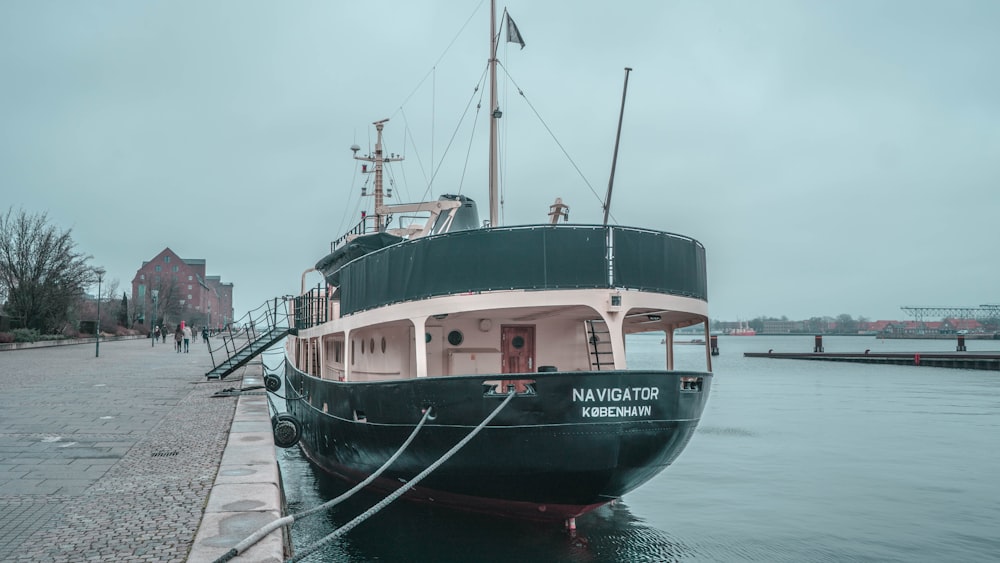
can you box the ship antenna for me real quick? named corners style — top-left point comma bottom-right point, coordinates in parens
top-left (603, 67), bottom-right (632, 226)
top-left (354, 118), bottom-right (403, 232)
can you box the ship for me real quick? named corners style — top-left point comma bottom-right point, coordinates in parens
top-left (281, 1), bottom-right (713, 527)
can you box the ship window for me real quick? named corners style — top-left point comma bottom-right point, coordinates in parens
top-left (370, 338), bottom-right (375, 354)
top-left (447, 330), bottom-right (464, 346)
top-left (512, 336), bottom-right (525, 349)
top-left (425, 332), bottom-right (432, 343)
top-left (381, 337), bottom-right (386, 353)
top-left (351, 340), bottom-right (355, 364)
top-left (361, 339), bottom-right (365, 354)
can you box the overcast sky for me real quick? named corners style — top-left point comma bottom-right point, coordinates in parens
top-left (2, 1), bottom-right (998, 323)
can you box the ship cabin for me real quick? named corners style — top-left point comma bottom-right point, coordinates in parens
top-left (291, 216), bottom-right (711, 383)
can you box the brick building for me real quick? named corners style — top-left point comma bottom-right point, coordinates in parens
top-left (131, 248), bottom-right (234, 331)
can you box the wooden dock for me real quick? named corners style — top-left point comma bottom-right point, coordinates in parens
top-left (744, 351), bottom-right (1000, 371)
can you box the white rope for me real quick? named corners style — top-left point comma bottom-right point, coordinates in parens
top-left (288, 390), bottom-right (516, 562)
top-left (211, 406), bottom-right (435, 563)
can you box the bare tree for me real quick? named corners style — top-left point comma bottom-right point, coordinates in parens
top-left (0, 207), bottom-right (94, 332)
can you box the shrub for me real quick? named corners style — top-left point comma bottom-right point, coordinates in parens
top-left (11, 328), bottom-right (40, 343)
top-left (0, 332), bottom-right (13, 344)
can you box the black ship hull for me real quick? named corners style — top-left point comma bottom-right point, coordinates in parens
top-left (284, 364), bottom-right (711, 521)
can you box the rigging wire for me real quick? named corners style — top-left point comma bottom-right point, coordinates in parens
top-left (389, 0), bottom-right (486, 121)
top-left (333, 158), bottom-right (362, 242)
top-left (414, 65), bottom-right (490, 204)
top-left (496, 60), bottom-right (618, 224)
top-left (457, 73), bottom-right (489, 196)
top-left (399, 108), bottom-right (430, 192)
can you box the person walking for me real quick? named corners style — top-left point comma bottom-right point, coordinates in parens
top-left (182, 324), bottom-right (192, 353)
top-left (162, 326), bottom-right (168, 344)
top-left (174, 325), bottom-right (183, 353)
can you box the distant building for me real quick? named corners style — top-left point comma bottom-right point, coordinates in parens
top-left (761, 319), bottom-right (803, 334)
top-left (131, 248), bottom-right (234, 330)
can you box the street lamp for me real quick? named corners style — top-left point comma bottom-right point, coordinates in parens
top-left (94, 267), bottom-right (105, 358)
top-left (151, 289), bottom-right (159, 347)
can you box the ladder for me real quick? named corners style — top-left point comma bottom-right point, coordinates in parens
top-left (585, 319), bottom-right (615, 370)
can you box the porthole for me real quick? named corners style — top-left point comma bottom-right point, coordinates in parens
top-left (370, 338), bottom-right (375, 354)
top-left (512, 336), bottom-right (525, 349)
top-left (351, 340), bottom-right (355, 365)
top-left (425, 332), bottom-right (432, 343)
top-left (361, 339), bottom-right (365, 354)
top-left (447, 330), bottom-right (464, 346)
top-left (381, 337), bottom-right (386, 353)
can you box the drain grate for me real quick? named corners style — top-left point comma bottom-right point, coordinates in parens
top-left (151, 451), bottom-right (180, 457)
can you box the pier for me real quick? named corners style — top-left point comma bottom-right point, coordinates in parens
top-left (744, 350), bottom-right (1000, 370)
top-left (0, 338), bottom-right (284, 561)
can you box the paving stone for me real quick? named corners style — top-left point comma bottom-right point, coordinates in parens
top-left (0, 339), bottom-right (284, 561)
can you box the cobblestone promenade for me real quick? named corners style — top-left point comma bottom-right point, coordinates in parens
top-left (0, 338), bottom-right (243, 561)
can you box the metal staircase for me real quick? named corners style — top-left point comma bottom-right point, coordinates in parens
top-left (585, 319), bottom-right (615, 370)
top-left (205, 298), bottom-right (294, 380)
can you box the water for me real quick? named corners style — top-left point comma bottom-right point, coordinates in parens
top-left (275, 335), bottom-right (1000, 562)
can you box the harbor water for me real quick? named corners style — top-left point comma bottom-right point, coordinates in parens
top-left (272, 335), bottom-right (1000, 562)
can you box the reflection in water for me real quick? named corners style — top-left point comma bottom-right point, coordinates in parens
top-left (275, 335), bottom-right (1000, 562)
top-left (279, 447), bottom-right (693, 563)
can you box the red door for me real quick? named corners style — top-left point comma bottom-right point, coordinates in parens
top-left (501, 325), bottom-right (535, 375)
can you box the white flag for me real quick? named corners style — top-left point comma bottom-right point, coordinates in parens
top-left (506, 13), bottom-right (525, 49)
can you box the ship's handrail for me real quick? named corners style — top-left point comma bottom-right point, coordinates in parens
top-left (332, 224), bottom-right (707, 316)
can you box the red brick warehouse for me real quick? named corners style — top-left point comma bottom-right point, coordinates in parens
top-left (131, 247), bottom-right (234, 331)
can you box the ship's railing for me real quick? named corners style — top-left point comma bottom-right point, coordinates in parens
top-left (336, 224), bottom-right (707, 316)
top-left (294, 284), bottom-right (328, 330)
top-left (330, 214), bottom-right (395, 252)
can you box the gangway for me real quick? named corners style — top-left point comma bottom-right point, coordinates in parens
top-left (206, 298), bottom-right (294, 380)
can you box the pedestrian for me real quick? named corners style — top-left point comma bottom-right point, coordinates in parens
top-left (154, 326), bottom-right (160, 340)
top-left (162, 326), bottom-right (167, 344)
top-left (183, 324), bottom-right (192, 353)
top-left (174, 325), bottom-right (183, 353)
top-left (202, 327), bottom-right (209, 343)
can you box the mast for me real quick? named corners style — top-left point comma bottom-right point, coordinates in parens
top-left (354, 118), bottom-right (402, 232)
top-left (488, 0), bottom-right (500, 227)
top-left (603, 67), bottom-right (632, 226)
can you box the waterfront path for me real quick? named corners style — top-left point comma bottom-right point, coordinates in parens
top-left (0, 337), bottom-right (281, 562)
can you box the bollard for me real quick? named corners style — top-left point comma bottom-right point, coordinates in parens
top-left (914, 353), bottom-right (921, 366)
top-left (957, 334), bottom-right (967, 352)
top-left (710, 335), bottom-right (719, 356)
top-left (814, 334), bottom-right (824, 353)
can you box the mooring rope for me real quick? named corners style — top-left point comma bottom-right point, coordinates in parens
top-left (288, 390), bottom-right (516, 562)
top-left (211, 405), bottom-right (435, 563)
